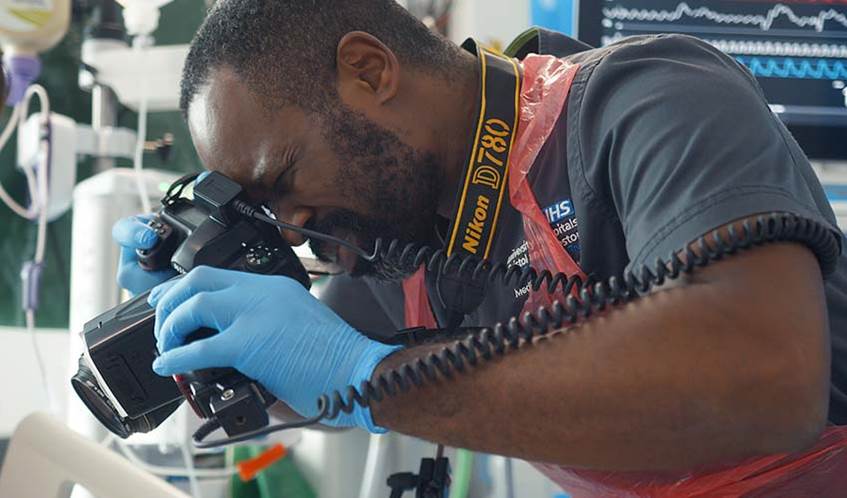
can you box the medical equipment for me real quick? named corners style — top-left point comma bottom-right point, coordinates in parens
top-left (115, 0), bottom-right (175, 213)
top-left (576, 0), bottom-right (847, 161)
top-left (115, 0), bottom-right (174, 37)
top-left (0, 0), bottom-right (70, 55)
top-left (0, 0), bottom-right (70, 105)
top-left (0, 83), bottom-right (58, 418)
top-left (81, 0), bottom-right (187, 113)
top-left (0, 2), bottom-right (144, 428)
top-left (3, 91), bottom-right (143, 425)
top-left (72, 172), bottom-right (310, 441)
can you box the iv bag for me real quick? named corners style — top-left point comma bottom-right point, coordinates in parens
top-left (0, 0), bottom-right (71, 55)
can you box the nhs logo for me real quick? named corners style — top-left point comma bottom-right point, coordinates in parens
top-left (544, 199), bottom-right (574, 224)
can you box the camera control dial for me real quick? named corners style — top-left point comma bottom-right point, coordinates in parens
top-left (245, 245), bottom-right (275, 272)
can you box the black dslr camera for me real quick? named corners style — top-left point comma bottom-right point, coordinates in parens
top-left (71, 172), bottom-right (310, 441)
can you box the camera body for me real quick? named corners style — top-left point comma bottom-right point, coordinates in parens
top-left (72, 172), bottom-right (310, 440)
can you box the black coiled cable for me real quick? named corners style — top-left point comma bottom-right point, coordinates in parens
top-left (194, 212), bottom-right (840, 446)
top-left (372, 237), bottom-right (590, 299)
top-left (320, 213), bottom-right (839, 423)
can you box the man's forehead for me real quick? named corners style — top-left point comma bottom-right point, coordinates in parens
top-left (187, 68), bottom-right (275, 187)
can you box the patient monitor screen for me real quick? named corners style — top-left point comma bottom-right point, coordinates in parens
top-left (578, 1), bottom-right (847, 159)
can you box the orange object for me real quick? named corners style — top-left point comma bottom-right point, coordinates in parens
top-left (237, 444), bottom-right (288, 482)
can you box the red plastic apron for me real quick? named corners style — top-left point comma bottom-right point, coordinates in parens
top-left (403, 53), bottom-right (847, 496)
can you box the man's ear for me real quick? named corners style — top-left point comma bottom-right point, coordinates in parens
top-left (336, 31), bottom-right (400, 106)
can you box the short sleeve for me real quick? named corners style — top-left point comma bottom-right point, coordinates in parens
top-left (572, 35), bottom-right (841, 272)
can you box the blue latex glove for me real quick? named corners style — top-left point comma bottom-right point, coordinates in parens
top-left (113, 214), bottom-right (177, 295)
top-left (148, 266), bottom-right (401, 432)
top-left (113, 172), bottom-right (209, 295)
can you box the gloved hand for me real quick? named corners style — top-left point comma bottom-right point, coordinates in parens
top-left (113, 214), bottom-right (177, 295)
top-left (113, 172), bottom-right (209, 295)
top-left (148, 266), bottom-right (401, 432)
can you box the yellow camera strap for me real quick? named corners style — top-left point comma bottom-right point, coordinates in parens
top-left (447, 40), bottom-right (523, 260)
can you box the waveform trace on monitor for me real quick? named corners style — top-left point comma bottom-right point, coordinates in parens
top-left (602, 3), bottom-right (847, 33)
top-left (736, 56), bottom-right (847, 79)
top-left (708, 40), bottom-right (847, 58)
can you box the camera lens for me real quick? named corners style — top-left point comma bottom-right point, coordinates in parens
top-left (125, 399), bottom-right (184, 435)
top-left (71, 356), bottom-right (133, 439)
top-left (72, 356), bottom-right (185, 439)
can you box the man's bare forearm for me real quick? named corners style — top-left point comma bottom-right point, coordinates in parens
top-left (370, 243), bottom-right (829, 471)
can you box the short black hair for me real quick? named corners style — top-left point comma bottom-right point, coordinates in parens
top-left (180, 0), bottom-right (464, 116)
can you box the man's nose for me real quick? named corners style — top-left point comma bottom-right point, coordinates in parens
top-left (277, 207), bottom-right (313, 247)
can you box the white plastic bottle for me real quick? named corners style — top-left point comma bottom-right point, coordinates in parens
top-left (115, 0), bottom-right (174, 37)
top-left (0, 0), bottom-right (71, 105)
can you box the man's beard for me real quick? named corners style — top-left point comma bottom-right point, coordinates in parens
top-left (307, 104), bottom-right (442, 281)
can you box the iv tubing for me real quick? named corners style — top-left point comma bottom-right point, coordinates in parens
top-left (22, 84), bottom-right (52, 413)
top-left (25, 85), bottom-right (50, 263)
top-left (18, 93), bottom-right (39, 208)
top-left (0, 104), bottom-right (35, 218)
top-left (132, 36), bottom-right (152, 214)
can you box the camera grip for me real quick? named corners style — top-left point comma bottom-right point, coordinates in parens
top-left (137, 217), bottom-right (179, 271)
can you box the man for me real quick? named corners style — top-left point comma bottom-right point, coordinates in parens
top-left (113, 0), bottom-right (847, 495)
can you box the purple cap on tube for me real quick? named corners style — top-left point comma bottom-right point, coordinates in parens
top-left (4, 54), bottom-right (41, 106)
top-left (21, 260), bottom-right (44, 312)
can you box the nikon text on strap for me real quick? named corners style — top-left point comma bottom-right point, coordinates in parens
top-left (436, 40), bottom-right (523, 328)
top-left (448, 40), bottom-right (522, 260)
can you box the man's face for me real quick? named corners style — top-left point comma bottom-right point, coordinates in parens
top-left (188, 68), bottom-right (441, 280)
